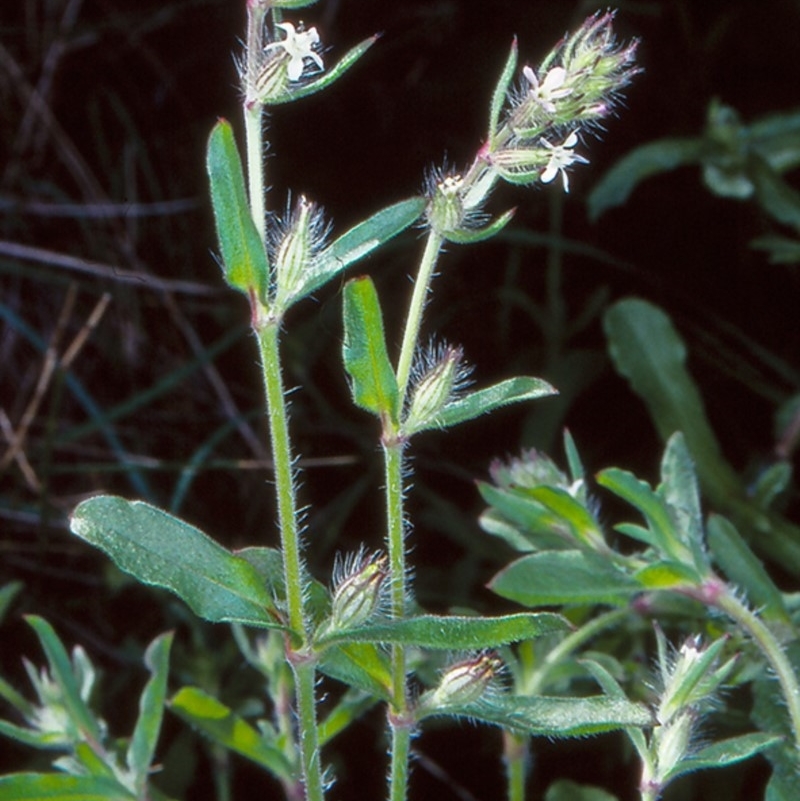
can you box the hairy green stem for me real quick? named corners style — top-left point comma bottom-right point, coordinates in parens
top-left (503, 609), bottom-right (629, 799)
top-left (504, 730), bottom-right (527, 801)
top-left (715, 586), bottom-right (800, 755)
top-left (244, 3), bottom-right (267, 244)
top-left (383, 441), bottom-right (411, 798)
top-left (383, 230), bottom-right (447, 800)
top-left (395, 231), bottom-right (445, 402)
top-left (257, 322), bottom-right (323, 800)
top-left (257, 323), bottom-right (306, 634)
top-left (389, 724), bottom-right (412, 801)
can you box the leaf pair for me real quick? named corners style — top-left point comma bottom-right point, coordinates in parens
top-left (342, 275), bottom-right (556, 436)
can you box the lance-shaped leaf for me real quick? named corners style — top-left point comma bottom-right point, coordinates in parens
top-left (295, 197), bottom-right (425, 301)
top-left (70, 496), bottom-right (284, 630)
top-left (342, 276), bottom-right (399, 422)
top-left (406, 376), bottom-right (556, 435)
top-left (663, 732), bottom-right (783, 783)
top-left (444, 208), bottom-right (516, 245)
top-left (170, 687), bottom-right (295, 780)
top-left (658, 432), bottom-right (708, 573)
top-left (490, 550), bottom-right (641, 607)
top-left (0, 773), bottom-right (136, 800)
top-left (427, 694), bottom-right (652, 736)
top-left (597, 467), bottom-right (694, 566)
top-left (207, 120), bottom-right (269, 300)
top-left (488, 38), bottom-right (518, 147)
top-left (319, 643), bottom-right (393, 701)
top-left (587, 138), bottom-right (705, 221)
top-left (315, 612), bottom-right (570, 650)
top-left (271, 35), bottom-right (379, 105)
top-left (127, 632), bottom-right (173, 793)
top-left (273, 0), bottom-right (319, 8)
top-left (526, 485), bottom-right (606, 550)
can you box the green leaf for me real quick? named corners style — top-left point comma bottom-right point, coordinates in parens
top-left (0, 773), bottom-right (135, 800)
top-left (342, 276), bottom-right (399, 421)
top-left (0, 581), bottom-right (23, 624)
top-left (70, 496), bottom-right (283, 630)
top-left (588, 138), bottom-right (705, 221)
top-left (489, 551), bottom-right (641, 607)
top-left (318, 687), bottom-right (377, 747)
top-left (545, 780), bottom-right (620, 801)
top-left (0, 718), bottom-right (64, 749)
top-left (271, 36), bottom-right (379, 105)
top-left (298, 197), bottom-right (425, 301)
top-left (633, 560), bottom-right (703, 589)
top-left (478, 483), bottom-right (576, 551)
top-left (170, 687), bottom-right (294, 780)
top-left (707, 515), bottom-right (789, 622)
top-left (435, 694), bottom-right (651, 736)
top-left (207, 120), bottom-right (269, 300)
top-left (488, 38), bottom-right (518, 146)
top-left (319, 643), bottom-right (393, 701)
top-left (25, 616), bottom-right (102, 742)
top-left (563, 428), bottom-right (586, 486)
top-left (603, 299), bottom-right (742, 502)
top-left (413, 377), bottom-right (556, 433)
top-left (444, 208), bottom-right (516, 244)
top-left (127, 632), bottom-right (173, 791)
top-left (658, 432), bottom-right (708, 572)
top-left (604, 297), bottom-right (800, 574)
top-left (751, 234), bottom-right (800, 265)
top-left (527, 486), bottom-right (605, 550)
top-left (316, 612), bottom-right (570, 649)
top-left (751, 155), bottom-right (800, 229)
top-left (597, 466), bottom-right (694, 565)
top-left (663, 732), bottom-right (783, 782)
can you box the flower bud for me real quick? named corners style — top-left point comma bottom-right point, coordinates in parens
top-left (505, 11), bottom-right (639, 138)
top-left (426, 172), bottom-right (466, 235)
top-left (255, 22), bottom-right (323, 103)
top-left (330, 550), bottom-right (389, 632)
top-left (271, 195), bottom-right (328, 309)
top-left (427, 652), bottom-right (503, 709)
top-left (404, 344), bottom-right (465, 434)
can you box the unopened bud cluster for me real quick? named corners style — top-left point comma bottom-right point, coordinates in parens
top-left (641, 633), bottom-right (737, 796)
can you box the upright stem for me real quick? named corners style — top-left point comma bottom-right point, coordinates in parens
top-left (383, 440), bottom-right (411, 800)
top-left (382, 231), bottom-right (447, 801)
top-left (395, 231), bottom-right (445, 402)
top-left (257, 322), bottom-right (324, 801)
top-left (715, 587), bottom-right (800, 755)
top-left (244, 3), bottom-right (267, 243)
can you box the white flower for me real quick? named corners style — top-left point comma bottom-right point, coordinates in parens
top-left (267, 22), bottom-right (323, 82)
top-left (523, 65), bottom-right (573, 113)
top-left (540, 131), bottom-right (588, 192)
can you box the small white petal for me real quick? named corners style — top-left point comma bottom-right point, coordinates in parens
top-left (541, 66), bottom-right (567, 92)
top-left (541, 164), bottom-right (558, 184)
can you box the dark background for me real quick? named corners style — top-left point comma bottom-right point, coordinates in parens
top-left (1, 1), bottom-right (799, 798)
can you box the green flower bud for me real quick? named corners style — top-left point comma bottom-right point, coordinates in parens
top-left (427, 652), bottom-right (503, 709)
top-left (404, 344), bottom-right (465, 434)
top-left (271, 195), bottom-right (329, 310)
top-left (426, 172), bottom-right (466, 235)
top-left (330, 550), bottom-right (389, 632)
